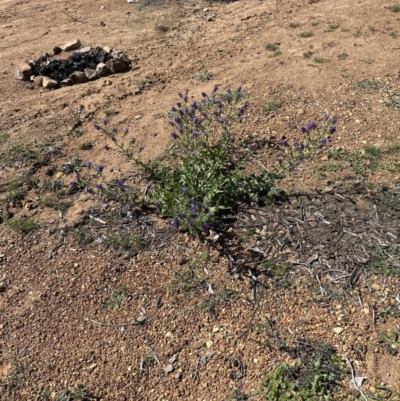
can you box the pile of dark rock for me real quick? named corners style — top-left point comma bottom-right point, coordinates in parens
top-left (15, 39), bottom-right (131, 89)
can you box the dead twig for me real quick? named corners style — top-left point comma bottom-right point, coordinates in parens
top-left (89, 318), bottom-right (144, 327)
top-left (344, 355), bottom-right (368, 401)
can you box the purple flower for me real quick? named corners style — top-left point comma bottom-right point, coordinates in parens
top-left (96, 183), bottom-right (103, 190)
top-left (171, 132), bottom-right (178, 139)
top-left (70, 181), bottom-right (77, 187)
top-left (320, 137), bottom-right (328, 147)
top-left (182, 187), bottom-right (188, 194)
top-left (191, 204), bottom-right (198, 215)
top-left (103, 115), bottom-right (110, 126)
top-left (103, 145), bottom-right (110, 151)
top-left (94, 123), bottom-right (100, 130)
top-left (198, 201), bottom-right (203, 208)
top-left (95, 165), bottom-right (104, 173)
top-left (86, 161), bottom-right (92, 168)
top-left (191, 101), bottom-right (197, 110)
top-left (226, 88), bottom-right (232, 94)
top-left (176, 102), bottom-right (181, 108)
top-left (331, 117), bottom-right (337, 124)
top-left (323, 113), bottom-right (329, 120)
top-left (202, 224), bottom-right (210, 235)
top-left (330, 126), bottom-right (337, 134)
top-left (213, 85), bottom-right (219, 93)
top-left (112, 127), bottom-right (118, 133)
top-left (301, 126), bottom-right (307, 133)
top-left (124, 127), bottom-right (129, 134)
top-left (110, 136), bottom-right (116, 142)
top-left (193, 131), bottom-right (199, 138)
top-left (65, 162), bottom-right (73, 171)
top-left (298, 154), bottom-right (304, 160)
top-left (201, 92), bottom-right (207, 97)
top-left (178, 124), bottom-right (183, 134)
top-left (172, 219), bottom-right (179, 229)
top-left (139, 145), bottom-right (144, 152)
top-left (118, 179), bottom-right (124, 187)
top-left (277, 157), bottom-right (283, 164)
top-left (282, 139), bottom-right (289, 147)
top-left (131, 137), bottom-right (136, 144)
top-left (307, 122), bottom-right (317, 131)
top-left (294, 141), bottom-right (305, 150)
top-left (86, 187), bottom-right (93, 193)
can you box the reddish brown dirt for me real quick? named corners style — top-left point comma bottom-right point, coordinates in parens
top-left (1, 0), bottom-right (400, 399)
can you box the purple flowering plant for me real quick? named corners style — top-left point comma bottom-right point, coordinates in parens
top-left (140, 88), bottom-right (277, 235)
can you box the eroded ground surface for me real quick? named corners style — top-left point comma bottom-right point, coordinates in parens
top-left (1, 0), bottom-right (400, 399)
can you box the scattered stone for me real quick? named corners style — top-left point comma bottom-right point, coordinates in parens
top-left (333, 327), bottom-right (344, 334)
top-left (103, 79), bottom-right (112, 86)
top-left (60, 78), bottom-right (73, 86)
top-left (103, 46), bottom-right (111, 53)
top-left (134, 114), bottom-right (142, 120)
top-left (96, 62), bottom-right (110, 76)
top-left (70, 71), bottom-right (88, 84)
top-left (206, 340), bottom-right (213, 348)
top-left (205, 14), bottom-right (215, 21)
top-left (42, 76), bottom-right (58, 89)
top-left (15, 62), bottom-right (32, 81)
top-left (100, 21), bottom-right (106, 27)
top-left (136, 315), bottom-right (146, 324)
top-left (84, 68), bottom-right (99, 81)
top-left (60, 39), bottom-right (81, 52)
top-left (77, 46), bottom-right (92, 54)
top-left (163, 364), bottom-right (174, 374)
top-left (50, 46), bottom-right (62, 56)
top-left (106, 57), bottom-right (129, 73)
top-left (33, 76), bottom-right (44, 86)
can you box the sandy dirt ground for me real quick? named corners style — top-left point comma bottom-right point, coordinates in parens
top-left (1, 0), bottom-right (400, 399)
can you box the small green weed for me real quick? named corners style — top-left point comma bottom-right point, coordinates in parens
top-left (300, 31), bottom-right (314, 38)
top-left (310, 20), bottom-right (321, 27)
top-left (5, 174), bottom-right (34, 205)
top-left (227, 386), bottom-right (250, 400)
top-left (303, 51), bottom-right (314, 59)
top-left (359, 58), bottom-right (374, 64)
top-left (266, 43), bottom-right (279, 51)
top-left (387, 4), bottom-right (400, 12)
top-left (55, 384), bottom-right (89, 401)
top-left (313, 57), bottom-right (329, 63)
top-left (354, 30), bottom-right (362, 38)
top-left (170, 267), bottom-right (205, 293)
top-left (379, 330), bottom-right (400, 355)
top-left (258, 342), bottom-right (345, 400)
top-left (5, 217), bottom-right (39, 233)
top-left (367, 244), bottom-right (400, 276)
top-left (264, 100), bottom-right (283, 113)
top-left (358, 79), bottom-right (379, 90)
top-left (327, 24), bottom-right (339, 32)
top-left (269, 50), bottom-right (282, 58)
top-left (73, 227), bottom-right (96, 245)
top-left (79, 141), bottom-right (94, 151)
top-left (385, 96), bottom-right (400, 108)
top-left (193, 71), bottom-right (216, 82)
top-left (319, 162), bottom-right (344, 172)
top-left (338, 52), bottom-right (348, 60)
top-left (68, 128), bottom-right (84, 138)
top-left (105, 229), bottom-right (143, 251)
top-left (369, 26), bottom-right (377, 32)
top-left (288, 22), bottom-right (300, 29)
top-left (0, 131), bottom-right (9, 145)
top-left (104, 288), bottom-right (126, 310)
top-left (104, 109), bottom-right (117, 116)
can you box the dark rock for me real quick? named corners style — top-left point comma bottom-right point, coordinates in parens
top-left (84, 68), bottom-right (99, 81)
top-left (70, 71), bottom-right (88, 84)
top-left (60, 78), bottom-right (74, 86)
top-left (15, 63), bottom-right (32, 80)
top-left (96, 62), bottom-right (110, 76)
top-left (106, 57), bottom-right (129, 73)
